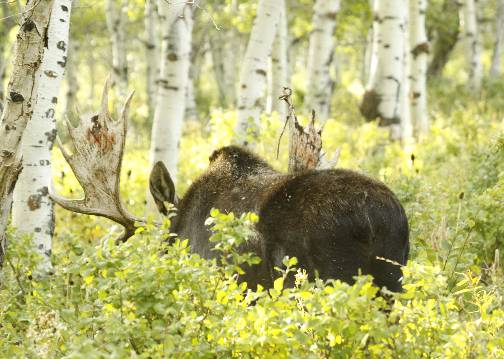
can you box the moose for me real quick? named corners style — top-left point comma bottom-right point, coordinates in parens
top-left (51, 81), bottom-right (409, 292)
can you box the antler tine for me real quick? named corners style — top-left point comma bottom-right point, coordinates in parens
top-left (120, 90), bottom-right (135, 120)
top-left (100, 76), bottom-right (112, 119)
top-left (51, 78), bottom-right (144, 242)
top-left (319, 147), bottom-right (341, 170)
top-left (55, 133), bottom-right (73, 166)
top-left (63, 115), bottom-right (79, 145)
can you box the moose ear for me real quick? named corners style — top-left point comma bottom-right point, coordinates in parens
top-left (149, 161), bottom-right (179, 215)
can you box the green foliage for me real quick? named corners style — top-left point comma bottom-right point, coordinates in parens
top-left (1, 210), bottom-right (504, 357)
top-left (40, 73), bottom-right (504, 356)
top-left (2, 0), bottom-right (504, 356)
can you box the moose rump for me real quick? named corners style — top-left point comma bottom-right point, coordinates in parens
top-left (257, 169), bottom-right (409, 292)
top-left (151, 146), bottom-right (409, 292)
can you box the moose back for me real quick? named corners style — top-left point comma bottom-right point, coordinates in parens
top-left (150, 146), bottom-right (409, 292)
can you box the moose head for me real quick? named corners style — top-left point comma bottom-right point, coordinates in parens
top-left (52, 82), bottom-right (409, 292)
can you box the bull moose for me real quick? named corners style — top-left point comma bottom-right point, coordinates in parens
top-left (51, 82), bottom-right (410, 293)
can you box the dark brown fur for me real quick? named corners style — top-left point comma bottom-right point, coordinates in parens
top-left (151, 146), bottom-right (409, 292)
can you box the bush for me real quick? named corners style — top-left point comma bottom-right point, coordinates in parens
top-left (1, 211), bottom-right (503, 358)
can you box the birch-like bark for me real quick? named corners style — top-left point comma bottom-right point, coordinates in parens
top-left (149, 2), bottom-right (192, 182)
top-left (361, 0), bottom-right (406, 126)
top-left (268, 0), bottom-right (289, 120)
top-left (235, 0), bottom-right (282, 147)
top-left (399, 5), bottom-right (412, 144)
top-left (409, 0), bottom-right (429, 137)
top-left (305, 0), bottom-right (340, 123)
top-left (209, 1), bottom-right (239, 108)
top-left (490, 0), bottom-right (504, 77)
top-left (12, 0), bottom-right (72, 272)
top-left (0, 0), bottom-right (55, 266)
top-left (0, 2), bottom-right (17, 111)
top-left (65, 40), bottom-right (79, 117)
top-left (144, 0), bottom-right (158, 120)
top-left (185, 64), bottom-right (198, 123)
top-left (461, 0), bottom-right (482, 93)
top-left (105, 0), bottom-right (128, 99)
top-left (210, 32), bottom-right (238, 108)
top-left (362, 26), bottom-right (374, 83)
top-left (185, 23), bottom-right (208, 122)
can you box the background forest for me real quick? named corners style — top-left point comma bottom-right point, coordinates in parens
top-left (1, 0), bottom-right (504, 357)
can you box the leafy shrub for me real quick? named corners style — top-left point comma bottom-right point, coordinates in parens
top-left (1, 211), bottom-right (503, 358)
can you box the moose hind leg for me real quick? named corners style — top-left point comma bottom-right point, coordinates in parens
top-left (369, 255), bottom-right (404, 292)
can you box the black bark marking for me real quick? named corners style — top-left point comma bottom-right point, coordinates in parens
top-left (10, 91), bottom-right (24, 102)
top-left (22, 19), bottom-right (36, 32)
top-left (411, 42), bottom-right (429, 58)
top-left (255, 69), bottom-right (267, 76)
top-left (45, 108), bottom-right (55, 118)
top-left (324, 12), bottom-right (338, 20)
top-left (44, 70), bottom-right (57, 78)
top-left (27, 194), bottom-right (42, 210)
top-left (56, 40), bottom-right (66, 51)
top-left (45, 129), bottom-right (57, 143)
top-left (61, 5), bottom-right (68, 11)
top-left (57, 56), bottom-right (67, 68)
top-left (38, 186), bottom-right (49, 196)
top-left (0, 150), bottom-right (14, 158)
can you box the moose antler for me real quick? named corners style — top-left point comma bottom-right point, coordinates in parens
top-left (278, 88), bottom-right (340, 173)
top-left (50, 78), bottom-right (142, 242)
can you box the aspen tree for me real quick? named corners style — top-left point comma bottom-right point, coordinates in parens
top-left (105, 0), bottom-right (129, 99)
top-left (235, 0), bottom-right (282, 147)
top-left (12, 0), bottom-right (72, 272)
top-left (490, 0), bottom-right (504, 77)
top-left (361, 0), bottom-right (407, 129)
top-left (306, 0), bottom-right (340, 123)
top-left (461, 0), bottom-right (482, 93)
top-left (409, 0), bottom-right (429, 136)
top-left (149, 2), bottom-right (192, 182)
top-left (0, 0), bottom-right (55, 265)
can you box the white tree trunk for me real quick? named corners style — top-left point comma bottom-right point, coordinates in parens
top-left (461, 0), bottom-right (482, 93)
top-left (490, 0), bottom-right (504, 77)
top-left (0, 3), bottom-right (17, 111)
top-left (149, 3), bottom-right (192, 182)
top-left (210, 31), bottom-right (238, 108)
top-left (210, 0), bottom-right (240, 108)
top-left (409, 0), bottom-right (429, 137)
top-left (361, 0), bottom-right (406, 127)
top-left (0, 0), bottom-right (55, 266)
top-left (144, 0), bottom-right (158, 120)
top-left (399, 5), bottom-right (413, 144)
top-left (362, 26), bottom-right (374, 83)
top-left (12, 0), bottom-right (72, 272)
top-left (235, 0), bottom-right (282, 147)
top-left (105, 0), bottom-right (128, 99)
top-left (185, 64), bottom-right (198, 123)
top-left (305, 0), bottom-right (340, 123)
top-left (65, 40), bottom-right (79, 116)
top-left (268, 0), bottom-right (289, 120)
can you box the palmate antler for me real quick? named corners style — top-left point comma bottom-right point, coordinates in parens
top-left (278, 88), bottom-right (340, 173)
top-left (50, 79), bottom-right (142, 242)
